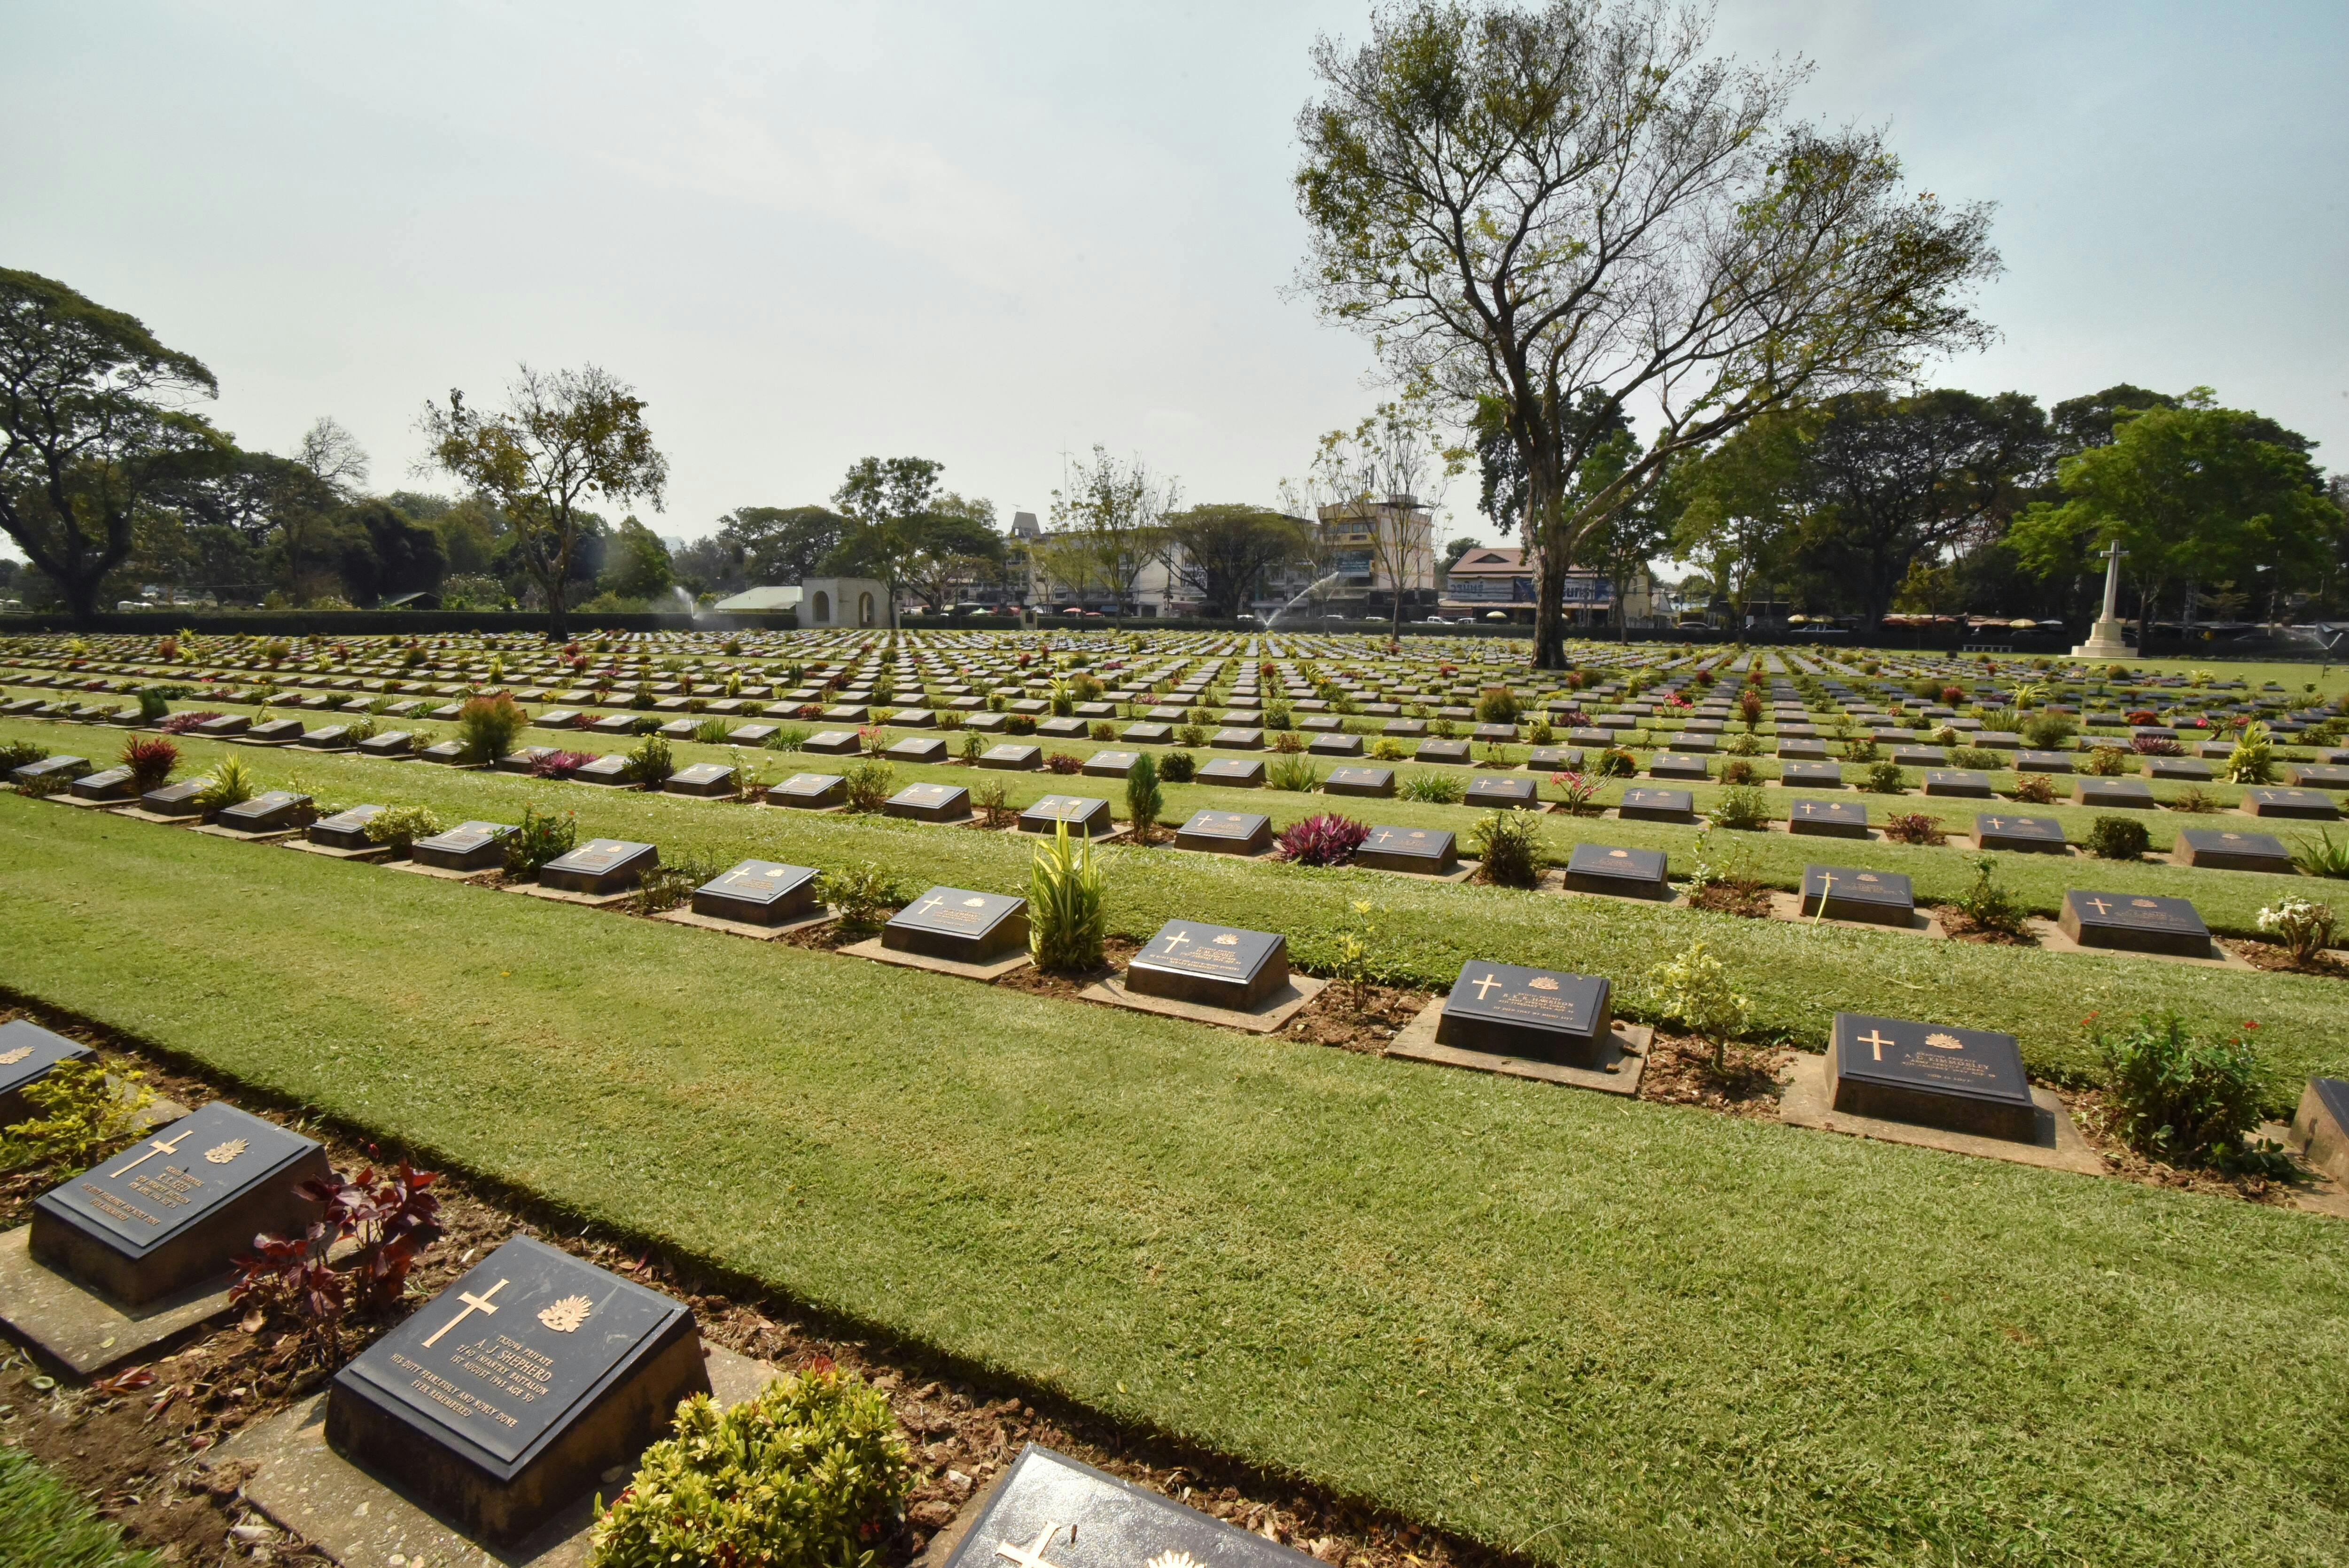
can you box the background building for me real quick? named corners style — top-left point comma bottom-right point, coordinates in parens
top-left (1437, 545), bottom-right (1659, 626)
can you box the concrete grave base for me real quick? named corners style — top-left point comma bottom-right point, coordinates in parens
top-left (2023, 917), bottom-right (2249, 969)
top-left (752, 800), bottom-right (848, 815)
top-left (187, 823), bottom-right (304, 844)
top-left (1372, 858), bottom-right (1479, 882)
top-left (655, 906), bottom-right (836, 941)
top-left (1385, 1001), bottom-right (1650, 1095)
top-left (284, 838), bottom-right (397, 863)
top-left (837, 937), bottom-right (1033, 982)
top-left (0, 1221), bottom-right (231, 1379)
top-left (1971, 836), bottom-right (2078, 856)
top-left (1767, 891), bottom-right (1945, 938)
top-left (212, 1345), bottom-right (775, 1568)
top-left (1077, 974), bottom-right (1325, 1034)
top-left (507, 882), bottom-right (639, 908)
top-left (1538, 869), bottom-right (1682, 905)
top-left (382, 860), bottom-right (496, 882)
top-left (106, 806), bottom-right (205, 825)
top-left (1779, 1053), bottom-right (2105, 1175)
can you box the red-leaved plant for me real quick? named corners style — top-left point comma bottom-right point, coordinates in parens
top-left (232, 1154), bottom-right (441, 1358)
top-left (2131, 733), bottom-right (2184, 756)
top-left (120, 735), bottom-right (179, 790)
top-left (529, 749), bottom-right (598, 778)
top-left (1274, 813), bottom-right (1370, 866)
top-left (159, 711), bottom-right (220, 735)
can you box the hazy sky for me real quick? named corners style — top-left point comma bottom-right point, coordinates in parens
top-left (5, 0), bottom-right (2343, 561)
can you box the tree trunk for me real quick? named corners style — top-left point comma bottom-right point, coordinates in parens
top-left (545, 577), bottom-right (569, 643)
top-left (63, 568), bottom-right (103, 629)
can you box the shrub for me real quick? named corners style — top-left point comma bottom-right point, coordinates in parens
top-left (1043, 750), bottom-right (1084, 775)
top-left (456, 692), bottom-right (527, 763)
top-left (1369, 736), bottom-right (1408, 761)
top-left (959, 727), bottom-right (986, 762)
top-left (1174, 722), bottom-right (1206, 748)
top-left (1090, 720), bottom-right (1117, 740)
top-left (1719, 757), bottom-right (1758, 786)
top-left (0, 1060), bottom-right (155, 1174)
top-left (2131, 733), bottom-right (2183, 756)
top-left (1644, 939), bottom-right (1751, 1072)
top-left (137, 686), bottom-right (173, 721)
top-left (1469, 808), bottom-right (1543, 887)
top-left (2021, 712), bottom-right (2077, 749)
top-left (2256, 896), bottom-right (2337, 963)
top-left (1275, 813), bottom-right (1369, 866)
top-left (591, 1364), bottom-right (912, 1568)
top-left (1948, 745), bottom-right (2000, 770)
top-left (1549, 770), bottom-right (1601, 816)
top-left (1401, 771), bottom-right (1464, 804)
top-left (624, 735), bottom-right (675, 785)
top-left (1861, 760), bottom-right (1906, 794)
top-left (2011, 773), bottom-right (2056, 804)
top-left (820, 861), bottom-right (910, 931)
top-left (0, 738), bottom-right (45, 774)
top-left (1953, 855), bottom-right (2028, 937)
top-left (2293, 828), bottom-right (2349, 879)
top-left (120, 735), bottom-right (178, 791)
top-left (1027, 820), bottom-right (1108, 971)
top-left (195, 754), bottom-right (257, 809)
top-left (637, 852), bottom-right (726, 914)
top-left (2082, 744), bottom-right (2131, 776)
top-left (1474, 687), bottom-right (1521, 725)
top-left (1268, 755), bottom-right (1321, 792)
top-left (1724, 731), bottom-right (1760, 757)
top-left (2226, 720), bottom-right (2276, 784)
top-left (1842, 736), bottom-right (1879, 763)
top-left (1882, 812), bottom-right (1946, 846)
top-left (1004, 713), bottom-right (1038, 736)
top-left (503, 803), bottom-right (577, 874)
top-left (1269, 730), bottom-right (1305, 754)
top-left (1158, 749), bottom-right (1197, 783)
top-left (842, 760), bottom-right (895, 813)
top-left (694, 718), bottom-right (731, 745)
top-left (2085, 815), bottom-right (2149, 861)
top-left (2168, 785), bottom-right (2218, 814)
top-left (529, 749), bottom-right (597, 778)
top-left (1708, 785), bottom-right (1769, 831)
top-left (1595, 745), bottom-right (1636, 777)
top-left (1124, 753), bottom-right (1163, 842)
top-left (2094, 1013), bottom-right (2273, 1168)
top-left (362, 803), bottom-right (442, 851)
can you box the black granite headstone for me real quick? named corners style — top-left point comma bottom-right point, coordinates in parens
top-left (1434, 962), bottom-right (1611, 1066)
top-left (325, 1236), bottom-right (707, 1545)
top-left (1921, 769), bottom-right (1992, 798)
top-left (1800, 865), bottom-right (1914, 926)
top-left (802, 729), bottom-right (861, 755)
top-left (1465, 775), bottom-right (1538, 808)
top-left (538, 839), bottom-right (657, 894)
top-left (1828, 1012), bottom-right (2036, 1141)
top-left (939, 1446), bottom-right (1316, 1568)
top-left (1780, 760), bottom-right (1843, 788)
top-left (139, 777), bottom-right (213, 818)
top-left (770, 772), bottom-right (846, 807)
top-left (1126, 921), bottom-right (1288, 1009)
top-left (2059, 890), bottom-right (2210, 956)
top-left (31, 1102), bottom-right (329, 1306)
top-left (2173, 827), bottom-right (2294, 874)
top-left (1617, 787), bottom-right (1695, 823)
top-left (1173, 810), bottom-right (1272, 854)
top-left (885, 782), bottom-right (973, 823)
top-left (1081, 750), bottom-right (1139, 778)
top-left (308, 804), bottom-right (386, 849)
top-left (1974, 814), bottom-right (2068, 853)
top-left (214, 791), bottom-right (315, 834)
top-left (0, 1018), bottom-right (94, 1126)
top-left (885, 887), bottom-right (1028, 963)
top-left (357, 730), bottom-right (415, 758)
top-left (663, 762), bottom-right (738, 797)
top-left (691, 860), bottom-right (819, 924)
top-left (411, 822), bottom-right (517, 871)
top-left (1323, 766), bottom-right (1394, 797)
top-left (68, 766), bottom-right (136, 802)
top-left (2074, 777), bottom-right (2155, 809)
top-left (1785, 798), bottom-right (1867, 838)
top-left (2241, 787), bottom-right (2339, 821)
top-left (1354, 824), bottom-right (1456, 873)
top-left (981, 744), bottom-right (1043, 771)
top-left (1563, 843), bottom-right (1668, 898)
top-left (1019, 794), bottom-right (1115, 836)
top-left (1197, 757), bottom-right (1266, 786)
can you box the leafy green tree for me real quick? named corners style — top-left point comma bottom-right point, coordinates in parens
top-left (599, 515), bottom-right (675, 601)
top-left (828, 457), bottom-right (945, 625)
top-left (1160, 505), bottom-right (1310, 618)
top-left (420, 364), bottom-right (668, 640)
top-left (1045, 446), bottom-right (1177, 613)
top-left (1291, 0), bottom-right (2000, 667)
top-left (0, 268), bottom-right (227, 622)
top-left (335, 498), bottom-right (447, 605)
top-left (2010, 393), bottom-right (2344, 648)
top-left (1665, 408), bottom-right (1805, 620)
top-left (900, 494), bottom-right (1004, 611)
top-left (1783, 389), bottom-right (2052, 631)
top-left (716, 504), bottom-right (847, 585)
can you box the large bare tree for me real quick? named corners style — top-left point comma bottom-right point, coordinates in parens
top-left (420, 364), bottom-right (668, 641)
top-left (1292, 0), bottom-right (2000, 666)
top-left (1046, 445), bottom-right (1178, 614)
top-left (1298, 398), bottom-right (1458, 637)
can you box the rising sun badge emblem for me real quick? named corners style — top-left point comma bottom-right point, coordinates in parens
top-left (0, 1047), bottom-right (32, 1067)
top-left (204, 1139), bottom-right (249, 1164)
top-left (538, 1295), bottom-right (594, 1333)
top-left (1924, 1032), bottom-right (1963, 1050)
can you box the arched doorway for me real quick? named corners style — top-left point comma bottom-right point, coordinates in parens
top-left (812, 590), bottom-right (830, 624)
top-left (858, 591), bottom-right (875, 627)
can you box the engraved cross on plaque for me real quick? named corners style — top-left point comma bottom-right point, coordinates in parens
top-left (107, 1129), bottom-right (192, 1179)
top-left (423, 1277), bottom-right (508, 1347)
top-left (914, 895), bottom-right (950, 918)
top-left (2085, 896), bottom-right (2113, 917)
top-left (1856, 1028), bottom-right (1895, 1062)
top-left (1159, 930), bottom-right (1193, 955)
top-left (1470, 972), bottom-right (1504, 1000)
top-left (995, 1523), bottom-right (1066, 1568)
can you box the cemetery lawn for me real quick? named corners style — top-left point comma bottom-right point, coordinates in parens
top-left (5, 800), bottom-right (2348, 1566)
top-left (0, 1444), bottom-right (163, 1568)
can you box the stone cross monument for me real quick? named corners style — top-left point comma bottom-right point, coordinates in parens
top-left (2069, 540), bottom-right (2133, 658)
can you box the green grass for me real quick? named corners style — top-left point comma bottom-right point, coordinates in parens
top-left (8, 724), bottom-right (2348, 1101)
top-left (3, 800), bottom-right (2347, 1565)
top-left (0, 1445), bottom-right (162, 1568)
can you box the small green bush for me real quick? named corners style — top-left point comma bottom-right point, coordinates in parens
top-left (2085, 815), bottom-right (2149, 861)
top-left (195, 754), bottom-right (257, 809)
top-left (1949, 745), bottom-right (2002, 770)
top-left (1469, 808), bottom-right (1543, 887)
top-left (2011, 772), bottom-right (2056, 804)
top-left (819, 862), bottom-right (910, 931)
top-left (456, 692), bottom-right (528, 763)
top-left (1268, 755), bottom-right (1320, 792)
top-left (1645, 939), bottom-right (1751, 1072)
top-left (1708, 785), bottom-right (1769, 831)
top-left (2082, 744), bottom-right (2131, 776)
top-left (504, 803), bottom-right (577, 875)
top-left (1595, 745), bottom-right (1636, 777)
top-left (0, 1059), bottom-right (156, 1174)
top-left (591, 1364), bottom-right (912, 1568)
top-left (1954, 855), bottom-right (2028, 937)
top-left (2292, 828), bottom-right (2349, 879)
top-left (1125, 753), bottom-right (1163, 842)
top-left (2256, 895), bottom-right (2336, 963)
top-left (0, 739), bottom-right (44, 773)
top-left (1861, 760), bottom-right (1906, 794)
top-left (624, 735), bottom-right (675, 785)
top-left (1401, 771), bottom-right (1465, 804)
top-left (1158, 749), bottom-right (1197, 783)
top-left (2021, 712), bottom-right (2077, 749)
top-left (1028, 821), bottom-right (1107, 971)
top-left (2094, 1013), bottom-right (2275, 1169)
top-left (2226, 720), bottom-right (2276, 784)
top-left (363, 803), bottom-right (443, 851)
